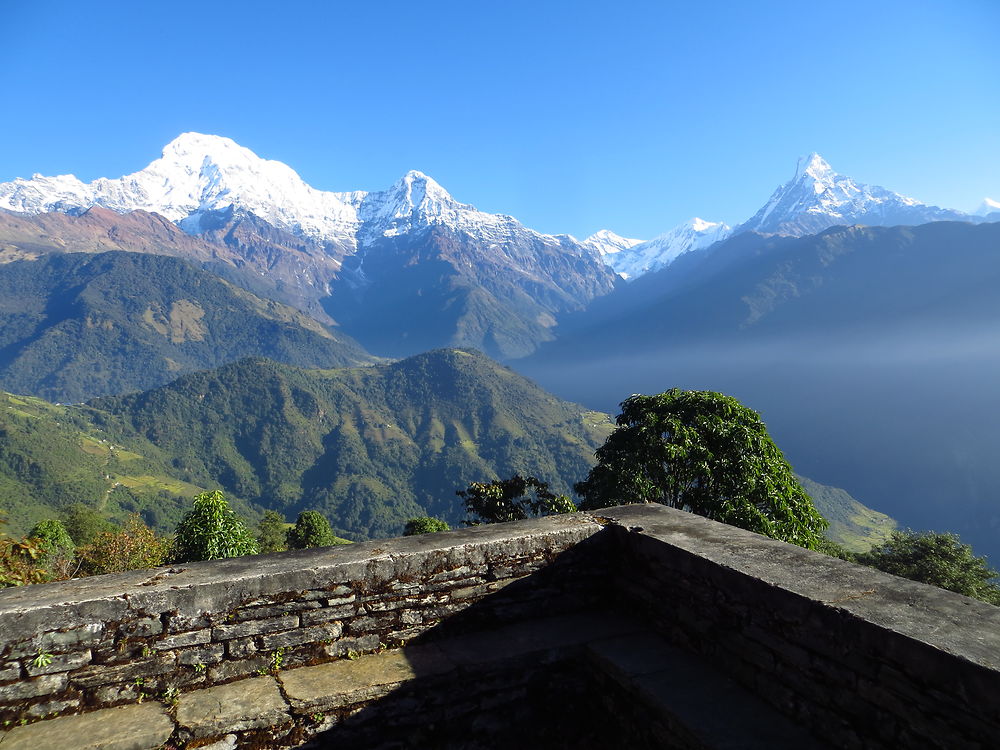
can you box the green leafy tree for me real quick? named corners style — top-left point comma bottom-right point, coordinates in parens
top-left (403, 516), bottom-right (451, 535)
top-left (857, 530), bottom-right (1000, 605)
top-left (575, 390), bottom-right (828, 549)
top-left (28, 519), bottom-right (75, 558)
top-left (257, 510), bottom-right (289, 553)
top-left (173, 490), bottom-right (259, 562)
top-left (458, 475), bottom-right (577, 526)
top-left (287, 510), bottom-right (338, 549)
top-left (28, 519), bottom-right (77, 579)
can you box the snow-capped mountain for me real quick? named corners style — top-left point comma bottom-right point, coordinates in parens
top-left (605, 218), bottom-right (731, 279)
top-left (0, 133), bottom-right (618, 359)
top-left (0, 133), bottom-right (365, 245)
top-left (975, 198), bottom-right (1000, 218)
top-left (0, 133), bottom-right (606, 261)
top-left (737, 153), bottom-right (970, 236)
top-left (581, 229), bottom-right (644, 259)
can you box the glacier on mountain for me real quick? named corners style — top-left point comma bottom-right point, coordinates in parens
top-left (581, 229), bottom-right (644, 258)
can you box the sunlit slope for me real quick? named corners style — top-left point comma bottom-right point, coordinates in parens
top-left (0, 392), bottom-right (212, 536)
top-left (797, 476), bottom-right (896, 552)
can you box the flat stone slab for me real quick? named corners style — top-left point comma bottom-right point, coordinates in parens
top-left (0, 702), bottom-right (173, 750)
top-left (280, 644), bottom-right (452, 712)
top-left (176, 675), bottom-right (290, 739)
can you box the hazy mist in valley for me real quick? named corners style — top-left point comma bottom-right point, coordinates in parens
top-left (515, 328), bottom-right (1000, 563)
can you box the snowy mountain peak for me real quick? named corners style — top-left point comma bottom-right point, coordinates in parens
top-left (974, 197), bottom-right (1000, 217)
top-left (388, 170), bottom-right (458, 212)
top-left (161, 131), bottom-right (244, 159)
top-left (582, 229), bottom-right (644, 257)
top-left (0, 131), bottom-right (363, 241)
top-left (736, 153), bottom-right (965, 236)
top-left (603, 217), bottom-right (731, 279)
top-left (794, 152), bottom-right (835, 183)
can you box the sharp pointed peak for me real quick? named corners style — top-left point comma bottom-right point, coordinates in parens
top-left (384, 169), bottom-right (455, 206)
top-left (793, 152), bottom-right (835, 182)
top-left (686, 217), bottom-right (725, 231)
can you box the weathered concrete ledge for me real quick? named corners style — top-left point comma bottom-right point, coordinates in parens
top-left (1, 505), bottom-right (998, 749)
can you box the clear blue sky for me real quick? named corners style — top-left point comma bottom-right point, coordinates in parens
top-left (1, 0), bottom-right (997, 239)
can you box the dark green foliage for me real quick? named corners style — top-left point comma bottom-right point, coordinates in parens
top-left (27, 518), bottom-right (77, 578)
top-left (173, 490), bottom-right (259, 562)
top-left (459, 475), bottom-right (577, 525)
top-left (576, 390), bottom-right (828, 549)
top-left (60, 504), bottom-right (116, 546)
top-left (287, 510), bottom-right (339, 549)
top-left (257, 510), bottom-right (289, 553)
top-left (403, 517), bottom-right (451, 535)
top-left (0, 251), bottom-right (373, 403)
top-left (857, 530), bottom-right (1000, 605)
top-left (28, 519), bottom-right (74, 558)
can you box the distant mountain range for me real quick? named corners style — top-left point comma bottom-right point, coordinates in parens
top-left (2, 134), bottom-right (993, 361)
top-left (0, 133), bottom-right (994, 555)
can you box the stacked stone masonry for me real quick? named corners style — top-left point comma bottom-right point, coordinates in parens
top-left (0, 516), bottom-right (603, 729)
top-left (0, 506), bottom-right (998, 749)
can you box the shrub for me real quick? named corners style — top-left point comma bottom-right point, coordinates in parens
top-left (173, 490), bottom-right (259, 562)
top-left (403, 516), bottom-right (451, 535)
top-left (287, 511), bottom-right (338, 549)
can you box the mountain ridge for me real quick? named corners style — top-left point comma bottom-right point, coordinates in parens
top-left (0, 251), bottom-right (375, 402)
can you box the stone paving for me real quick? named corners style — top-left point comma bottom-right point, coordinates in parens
top-left (0, 612), bottom-right (824, 749)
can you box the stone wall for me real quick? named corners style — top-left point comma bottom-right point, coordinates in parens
top-left (1, 505), bottom-right (998, 748)
top-left (604, 504), bottom-right (1000, 749)
top-left (0, 514), bottom-right (604, 726)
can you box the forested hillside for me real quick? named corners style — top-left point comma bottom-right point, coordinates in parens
top-left (83, 349), bottom-right (617, 538)
top-left (0, 251), bottom-right (374, 402)
top-left (0, 391), bottom-right (225, 537)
